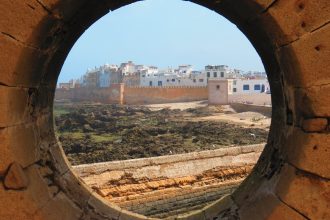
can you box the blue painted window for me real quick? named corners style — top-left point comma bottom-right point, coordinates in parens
top-left (243, 85), bottom-right (250, 91)
top-left (254, 84), bottom-right (261, 90)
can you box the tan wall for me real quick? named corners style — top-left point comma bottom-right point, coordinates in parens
top-left (55, 84), bottom-right (124, 104)
top-left (124, 86), bottom-right (208, 104)
top-left (55, 86), bottom-right (208, 105)
top-left (229, 93), bottom-right (271, 106)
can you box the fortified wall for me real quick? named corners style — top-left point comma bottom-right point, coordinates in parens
top-left (55, 84), bottom-right (271, 106)
top-left (55, 84), bottom-right (125, 104)
top-left (55, 85), bottom-right (208, 104)
top-left (124, 86), bottom-right (208, 104)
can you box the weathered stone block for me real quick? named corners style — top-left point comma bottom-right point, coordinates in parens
top-left (0, 34), bottom-right (47, 87)
top-left (278, 23), bottom-right (330, 88)
top-left (4, 162), bottom-right (29, 190)
top-left (39, 0), bottom-right (105, 22)
top-left (239, 193), bottom-right (305, 220)
top-left (293, 84), bottom-right (330, 117)
top-left (0, 0), bottom-right (57, 48)
top-left (24, 164), bottom-right (59, 207)
top-left (0, 124), bottom-right (39, 175)
top-left (0, 182), bottom-right (44, 220)
top-left (34, 192), bottom-right (83, 220)
top-left (275, 164), bottom-right (330, 220)
top-left (0, 164), bottom-right (58, 219)
top-left (302, 118), bottom-right (328, 132)
top-left (285, 128), bottom-right (330, 179)
top-left (267, 0), bottom-right (330, 46)
top-left (0, 86), bottom-right (30, 127)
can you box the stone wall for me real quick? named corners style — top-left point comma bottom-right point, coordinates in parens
top-left (55, 85), bottom-right (208, 105)
top-left (230, 103), bottom-right (272, 117)
top-left (55, 84), bottom-right (124, 104)
top-left (123, 86), bottom-right (207, 104)
top-left (229, 93), bottom-right (272, 105)
top-left (74, 145), bottom-right (264, 218)
top-left (74, 144), bottom-right (264, 187)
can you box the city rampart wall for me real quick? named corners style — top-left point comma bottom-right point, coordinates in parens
top-left (55, 85), bottom-right (208, 105)
top-left (55, 84), bottom-right (124, 104)
top-left (124, 86), bottom-right (208, 104)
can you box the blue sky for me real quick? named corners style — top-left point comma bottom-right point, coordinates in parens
top-left (59, 0), bottom-right (265, 83)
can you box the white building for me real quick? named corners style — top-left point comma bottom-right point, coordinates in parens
top-left (120, 61), bottom-right (136, 75)
top-left (99, 72), bottom-right (111, 88)
top-left (230, 78), bottom-right (270, 94)
top-left (140, 71), bottom-right (174, 87)
top-left (203, 65), bottom-right (235, 80)
top-left (66, 62), bottom-right (269, 90)
top-left (140, 67), bottom-right (206, 87)
top-left (98, 64), bottom-right (119, 87)
top-left (177, 65), bottom-right (193, 75)
top-left (243, 71), bottom-right (267, 79)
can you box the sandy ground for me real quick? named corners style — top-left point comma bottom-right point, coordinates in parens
top-left (196, 112), bottom-right (271, 129)
top-left (145, 100), bottom-right (209, 111)
top-left (146, 101), bottom-right (271, 129)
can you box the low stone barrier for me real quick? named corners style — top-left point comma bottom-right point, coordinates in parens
top-left (230, 103), bottom-right (272, 117)
top-left (229, 93), bottom-right (271, 106)
top-left (74, 144), bottom-right (264, 188)
top-left (73, 144), bottom-right (264, 218)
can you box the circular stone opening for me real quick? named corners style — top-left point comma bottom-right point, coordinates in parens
top-left (54, 1), bottom-right (272, 218)
top-left (0, 1), bottom-right (328, 219)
